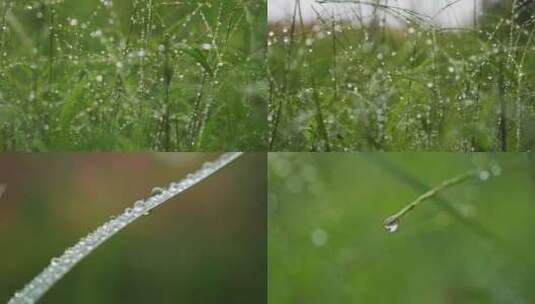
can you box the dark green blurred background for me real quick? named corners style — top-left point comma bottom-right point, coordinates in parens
top-left (0, 153), bottom-right (266, 303)
top-left (269, 153), bottom-right (535, 303)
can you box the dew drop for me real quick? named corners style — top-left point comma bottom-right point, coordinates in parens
top-left (151, 187), bottom-right (164, 195)
top-left (50, 258), bottom-right (60, 267)
top-left (383, 216), bottom-right (399, 233)
top-left (134, 200), bottom-right (145, 212)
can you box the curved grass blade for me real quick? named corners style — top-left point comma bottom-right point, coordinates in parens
top-left (383, 169), bottom-right (479, 232)
top-left (8, 152), bottom-right (243, 304)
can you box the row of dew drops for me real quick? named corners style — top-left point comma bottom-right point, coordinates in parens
top-left (9, 152), bottom-right (242, 304)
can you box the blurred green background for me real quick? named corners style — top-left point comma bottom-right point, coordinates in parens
top-left (0, 153), bottom-right (266, 303)
top-left (269, 153), bottom-right (535, 303)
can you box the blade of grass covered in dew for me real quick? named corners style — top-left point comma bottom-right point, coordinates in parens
top-left (365, 154), bottom-right (534, 266)
top-left (8, 152), bottom-right (243, 304)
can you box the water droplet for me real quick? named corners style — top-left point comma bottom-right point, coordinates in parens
top-left (384, 216), bottom-right (399, 233)
top-left (134, 200), bottom-right (145, 212)
top-left (51, 258), bottom-right (60, 267)
top-left (151, 187), bottom-right (164, 195)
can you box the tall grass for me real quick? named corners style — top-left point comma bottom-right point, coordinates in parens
top-left (267, 0), bottom-right (535, 151)
top-left (0, 0), bottom-right (266, 151)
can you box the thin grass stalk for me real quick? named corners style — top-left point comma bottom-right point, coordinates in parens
top-left (312, 79), bottom-right (331, 151)
top-left (187, 73), bottom-right (207, 149)
top-left (8, 152), bottom-right (243, 304)
top-left (0, 0), bottom-right (12, 62)
top-left (383, 169), bottom-right (479, 230)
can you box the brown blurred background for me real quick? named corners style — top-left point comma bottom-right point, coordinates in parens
top-left (0, 153), bottom-right (266, 304)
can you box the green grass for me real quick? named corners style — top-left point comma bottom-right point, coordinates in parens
top-left (268, 152), bottom-right (535, 303)
top-left (0, 0), bottom-right (267, 151)
top-left (267, 1), bottom-right (535, 151)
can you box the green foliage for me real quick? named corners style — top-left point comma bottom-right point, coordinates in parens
top-left (0, 0), bottom-right (267, 151)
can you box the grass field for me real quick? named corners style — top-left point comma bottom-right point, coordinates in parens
top-left (267, 1), bottom-right (535, 151)
top-left (269, 152), bottom-right (535, 303)
top-left (0, 0), bottom-right (266, 151)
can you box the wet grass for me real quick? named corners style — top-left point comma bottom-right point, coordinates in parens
top-left (267, 0), bottom-right (535, 151)
top-left (0, 0), bottom-right (267, 151)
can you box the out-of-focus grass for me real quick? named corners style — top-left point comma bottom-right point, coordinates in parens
top-left (0, 153), bottom-right (266, 304)
top-left (0, 0), bottom-right (267, 151)
top-left (268, 153), bottom-right (535, 303)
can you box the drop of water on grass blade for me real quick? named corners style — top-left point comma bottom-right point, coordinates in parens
top-left (50, 258), bottom-right (60, 267)
top-left (151, 187), bottom-right (164, 195)
top-left (384, 216), bottom-right (399, 233)
top-left (134, 200), bottom-right (145, 213)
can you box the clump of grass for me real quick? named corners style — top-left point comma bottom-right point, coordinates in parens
top-left (8, 152), bottom-right (242, 304)
top-left (267, 0), bottom-right (535, 151)
top-left (0, 0), bottom-right (266, 151)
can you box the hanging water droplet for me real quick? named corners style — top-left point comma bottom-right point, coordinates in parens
top-left (383, 216), bottom-right (399, 233)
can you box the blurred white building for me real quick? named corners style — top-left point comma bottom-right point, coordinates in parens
top-left (268, 0), bottom-right (489, 27)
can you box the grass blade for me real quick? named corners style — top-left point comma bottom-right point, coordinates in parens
top-left (8, 152), bottom-right (243, 304)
